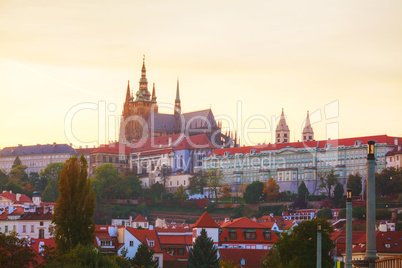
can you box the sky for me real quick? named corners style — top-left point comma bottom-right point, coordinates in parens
top-left (1, 0), bottom-right (402, 148)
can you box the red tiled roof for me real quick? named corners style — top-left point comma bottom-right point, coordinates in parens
top-left (221, 218), bottom-right (266, 229)
top-left (95, 232), bottom-right (113, 240)
top-left (159, 235), bottom-right (193, 246)
top-left (94, 225), bottom-right (114, 232)
top-left (0, 191), bottom-right (32, 203)
top-left (126, 228), bottom-right (163, 253)
top-left (219, 248), bottom-right (268, 268)
top-left (220, 228), bottom-right (279, 245)
top-left (133, 214), bottom-right (148, 222)
top-left (193, 212), bottom-right (219, 228)
top-left (20, 207), bottom-right (52, 220)
top-left (130, 134), bottom-right (215, 154)
top-left (155, 227), bottom-right (192, 233)
top-left (209, 135), bottom-right (402, 157)
top-left (353, 231), bottom-right (402, 253)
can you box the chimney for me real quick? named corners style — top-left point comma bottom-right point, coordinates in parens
top-left (168, 137), bottom-right (172, 146)
top-left (18, 144), bottom-right (22, 147)
top-left (395, 138), bottom-right (398, 146)
top-left (86, 145), bottom-right (88, 149)
top-left (53, 142), bottom-right (56, 147)
top-left (16, 193), bottom-right (21, 202)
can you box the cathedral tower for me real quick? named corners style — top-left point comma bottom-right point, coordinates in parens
top-left (275, 108), bottom-right (290, 143)
top-left (302, 110), bottom-right (314, 142)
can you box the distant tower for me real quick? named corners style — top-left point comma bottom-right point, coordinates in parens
top-left (119, 55), bottom-right (157, 143)
top-left (275, 108), bottom-right (290, 143)
top-left (302, 111), bottom-right (314, 142)
top-left (174, 77), bottom-right (182, 133)
top-left (32, 181), bottom-right (41, 206)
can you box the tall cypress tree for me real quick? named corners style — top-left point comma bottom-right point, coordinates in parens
top-left (187, 229), bottom-right (219, 268)
top-left (52, 155), bottom-right (96, 253)
top-left (12, 156), bottom-right (22, 168)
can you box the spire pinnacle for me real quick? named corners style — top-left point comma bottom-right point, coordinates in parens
top-left (125, 80), bottom-right (131, 103)
top-left (176, 76), bottom-right (180, 102)
top-left (152, 83), bottom-right (157, 101)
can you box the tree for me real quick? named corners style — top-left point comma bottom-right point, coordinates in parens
top-left (8, 164), bottom-right (28, 184)
top-left (347, 173), bottom-right (362, 197)
top-left (276, 219), bottom-right (334, 268)
top-left (4, 181), bottom-right (23, 194)
top-left (131, 242), bottom-right (158, 268)
top-left (174, 185), bottom-right (189, 200)
top-left (187, 229), bottom-right (220, 268)
top-left (317, 207), bottom-right (333, 219)
top-left (263, 178), bottom-right (280, 201)
top-left (12, 156), bottom-right (22, 169)
top-left (0, 231), bottom-right (37, 268)
top-left (243, 181), bottom-right (264, 204)
top-left (219, 183), bottom-right (232, 199)
top-left (318, 169), bottom-right (339, 200)
top-left (91, 163), bottom-right (119, 200)
top-left (0, 170), bottom-right (8, 186)
top-left (261, 248), bottom-right (281, 268)
top-left (188, 171), bottom-right (208, 195)
top-left (52, 155), bottom-right (96, 253)
top-left (375, 167), bottom-right (402, 196)
top-left (40, 162), bottom-right (65, 182)
top-left (206, 169), bottom-right (223, 203)
top-left (333, 183), bottom-right (344, 208)
top-left (150, 182), bottom-right (166, 200)
top-left (293, 181), bottom-right (309, 209)
top-left (42, 179), bottom-right (60, 202)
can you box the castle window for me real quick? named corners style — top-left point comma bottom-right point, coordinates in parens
top-left (284, 133), bottom-right (288, 138)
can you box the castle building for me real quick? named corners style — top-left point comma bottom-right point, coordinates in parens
top-left (202, 135), bottom-right (402, 195)
top-left (119, 56), bottom-right (235, 147)
top-left (275, 109), bottom-right (290, 143)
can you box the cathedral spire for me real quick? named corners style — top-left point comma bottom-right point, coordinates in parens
top-left (125, 80), bottom-right (131, 103)
top-left (136, 54), bottom-right (151, 101)
top-left (152, 83), bottom-right (157, 101)
top-left (275, 108), bottom-right (290, 143)
top-left (302, 110), bottom-right (314, 141)
top-left (175, 76), bottom-right (181, 115)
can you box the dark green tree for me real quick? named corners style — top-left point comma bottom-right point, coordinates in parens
top-left (0, 231), bottom-right (37, 268)
top-left (243, 181), bottom-right (264, 204)
top-left (293, 181), bottom-right (309, 209)
top-left (8, 164), bottom-right (28, 184)
top-left (42, 179), bottom-right (60, 202)
top-left (150, 182), bottom-right (166, 200)
top-left (317, 207), bottom-right (333, 219)
top-left (4, 181), bottom-right (23, 194)
top-left (261, 248), bottom-right (281, 268)
top-left (12, 156), bottom-right (22, 169)
top-left (0, 169), bottom-right (8, 187)
top-left (131, 242), bottom-right (158, 268)
top-left (347, 173), bottom-right (362, 197)
top-left (353, 205), bottom-right (366, 220)
top-left (188, 171), bottom-right (208, 195)
top-left (40, 162), bottom-right (65, 182)
top-left (276, 219), bottom-right (334, 268)
top-left (333, 183), bottom-right (344, 208)
top-left (52, 155), bottom-right (96, 253)
top-left (375, 167), bottom-right (402, 196)
top-left (187, 229), bottom-right (219, 268)
top-left (318, 169), bottom-right (339, 200)
top-left (90, 163), bottom-right (118, 200)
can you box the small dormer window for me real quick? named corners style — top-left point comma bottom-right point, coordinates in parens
top-left (325, 143), bottom-right (332, 150)
top-left (240, 259), bottom-right (245, 265)
top-left (385, 243), bottom-right (391, 249)
top-left (224, 151), bottom-right (230, 157)
top-left (250, 149), bottom-right (257, 155)
top-left (149, 240), bottom-right (155, 247)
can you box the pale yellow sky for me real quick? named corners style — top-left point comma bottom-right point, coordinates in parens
top-left (1, 0), bottom-right (402, 148)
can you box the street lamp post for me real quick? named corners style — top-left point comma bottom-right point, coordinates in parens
top-left (346, 189), bottom-right (353, 268)
top-left (365, 140), bottom-right (377, 264)
top-left (317, 222), bottom-right (322, 268)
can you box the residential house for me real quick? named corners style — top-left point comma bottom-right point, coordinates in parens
top-left (117, 227), bottom-right (163, 267)
top-left (219, 217), bottom-right (279, 250)
top-left (0, 191), bottom-right (33, 207)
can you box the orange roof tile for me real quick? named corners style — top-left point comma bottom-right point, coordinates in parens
top-left (193, 212), bottom-right (219, 228)
top-left (133, 214), bottom-right (148, 222)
